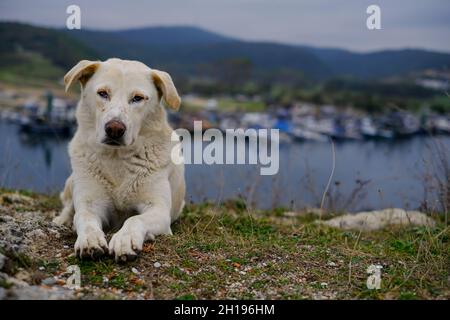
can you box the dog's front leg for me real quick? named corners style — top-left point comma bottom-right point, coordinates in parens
top-left (73, 184), bottom-right (110, 259)
top-left (109, 180), bottom-right (172, 261)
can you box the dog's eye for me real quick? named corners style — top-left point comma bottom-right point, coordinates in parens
top-left (131, 95), bottom-right (144, 103)
top-left (97, 90), bottom-right (109, 99)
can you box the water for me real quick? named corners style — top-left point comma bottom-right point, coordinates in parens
top-left (0, 121), bottom-right (448, 211)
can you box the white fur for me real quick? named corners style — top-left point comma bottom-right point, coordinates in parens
top-left (53, 58), bottom-right (185, 261)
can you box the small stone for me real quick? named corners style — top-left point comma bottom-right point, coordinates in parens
top-left (320, 282), bottom-right (328, 288)
top-left (153, 262), bottom-right (161, 268)
top-left (48, 229), bottom-right (60, 238)
top-left (38, 266), bottom-right (45, 271)
top-left (131, 267), bottom-right (140, 274)
top-left (41, 277), bottom-right (57, 286)
top-left (15, 270), bottom-right (31, 282)
top-left (29, 229), bottom-right (46, 239)
top-left (327, 262), bottom-right (337, 267)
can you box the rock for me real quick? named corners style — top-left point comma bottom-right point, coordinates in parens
top-left (0, 253), bottom-right (6, 270)
top-left (4, 285), bottom-right (74, 300)
top-left (0, 193), bottom-right (35, 206)
top-left (0, 273), bottom-right (28, 288)
top-left (15, 270), bottom-right (31, 282)
top-left (0, 192), bottom-right (79, 300)
top-left (284, 208), bottom-right (324, 218)
top-left (317, 208), bottom-right (436, 231)
top-left (0, 203), bottom-right (53, 255)
top-left (41, 277), bottom-right (57, 286)
top-left (0, 215), bottom-right (13, 223)
top-left (153, 262), bottom-right (161, 268)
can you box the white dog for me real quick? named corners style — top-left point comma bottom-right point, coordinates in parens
top-left (53, 58), bottom-right (185, 261)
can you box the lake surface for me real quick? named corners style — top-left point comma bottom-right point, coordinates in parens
top-left (0, 121), bottom-right (448, 211)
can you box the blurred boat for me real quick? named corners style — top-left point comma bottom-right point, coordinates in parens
top-left (19, 91), bottom-right (75, 136)
top-left (331, 116), bottom-right (363, 140)
top-left (423, 114), bottom-right (450, 134)
top-left (386, 112), bottom-right (421, 137)
top-left (20, 117), bottom-right (73, 135)
top-left (361, 117), bottom-right (394, 139)
top-left (290, 126), bottom-right (328, 142)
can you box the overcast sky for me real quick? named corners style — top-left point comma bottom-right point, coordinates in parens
top-left (1, 0), bottom-right (449, 52)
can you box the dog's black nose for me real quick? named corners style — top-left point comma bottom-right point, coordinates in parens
top-left (105, 120), bottom-right (126, 140)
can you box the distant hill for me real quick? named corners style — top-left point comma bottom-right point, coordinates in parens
top-left (306, 46), bottom-right (450, 78)
top-left (66, 27), bottom-right (330, 79)
top-left (1, 22), bottom-right (450, 84)
top-left (0, 22), bottom-right (96, 84)
top-left (0, 22), bottom-right (96, 68)
top-left (114, 26), bottom-right (234, 45)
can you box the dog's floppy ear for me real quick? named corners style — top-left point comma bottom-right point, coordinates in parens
top-left (64, 60), bottom-right (100, 92)
top-left (151, 69), bottom-right (181, 111)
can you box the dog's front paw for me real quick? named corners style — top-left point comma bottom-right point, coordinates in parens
top-left (108, 226), bottom-right (148, 262)
top-left (53, 215), bottom-right (71, 227)
top-left (74, 230), bottom-right (108, 259)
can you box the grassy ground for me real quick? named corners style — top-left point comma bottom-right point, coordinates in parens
top-left (0, 190), bottom-right (449, 300)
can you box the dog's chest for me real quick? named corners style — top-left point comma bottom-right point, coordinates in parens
top-left (84, 144), bottom-right (169, 208)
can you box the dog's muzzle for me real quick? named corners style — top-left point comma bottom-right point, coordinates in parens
top-left (103, 120), bottom-right (126, 146)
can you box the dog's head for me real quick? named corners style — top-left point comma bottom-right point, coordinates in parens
top-left (65, 58), bottom-right (180, 147)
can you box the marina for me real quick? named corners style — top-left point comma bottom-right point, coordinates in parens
top-left (2, 89), bottom-right (447, 210)
top-left (3, 97), bottom-right (450, 143)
